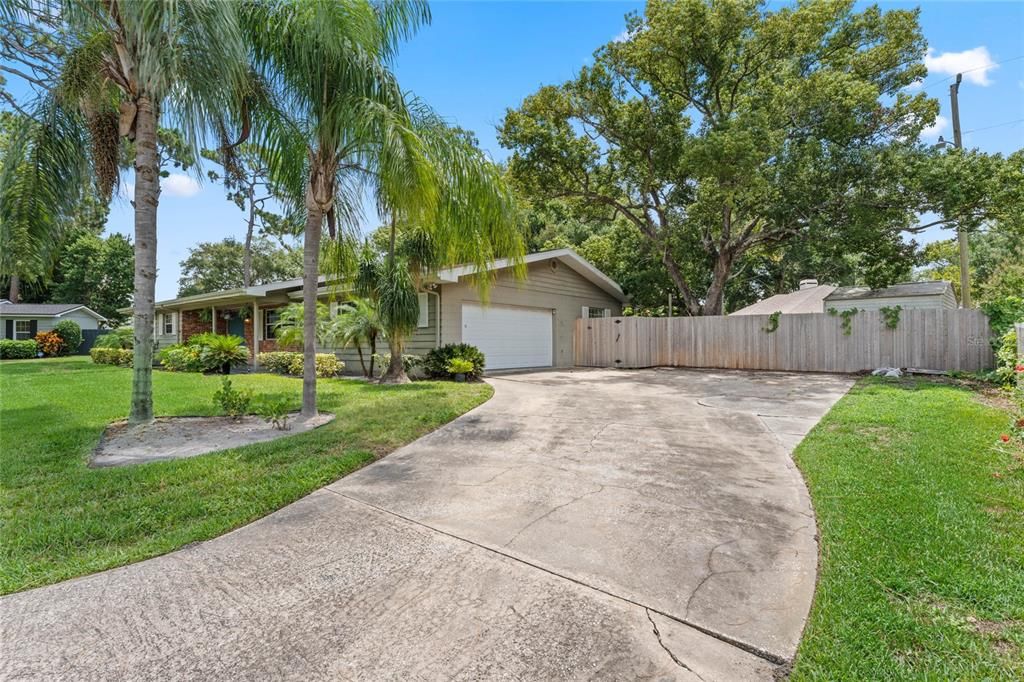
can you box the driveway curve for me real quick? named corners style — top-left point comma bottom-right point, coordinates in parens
top-left (1, 368), bottom-right (852, 681)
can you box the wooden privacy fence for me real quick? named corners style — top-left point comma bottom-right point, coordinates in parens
top-left (574, 309), bottom-right (995, 374)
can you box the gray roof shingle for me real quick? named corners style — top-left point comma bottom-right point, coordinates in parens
top-left (0, 302), bottom-right (103, 318)
top-left (825, 281), bottom-right (952, 302)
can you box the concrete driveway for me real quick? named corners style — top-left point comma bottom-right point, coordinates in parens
top-left (0, 368), bottom-right (852, 681)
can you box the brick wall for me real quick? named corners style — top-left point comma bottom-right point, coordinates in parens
top-left (243, 318), bottom-right (254, 360)
top-left (181, 309), bottom-right (212, 341)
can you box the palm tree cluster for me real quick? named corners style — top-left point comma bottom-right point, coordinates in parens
top-left (0, 0), bottom-right (525, 422)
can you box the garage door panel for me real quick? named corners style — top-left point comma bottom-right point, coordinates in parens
top-left (462, 304), bottom-right (552, 370)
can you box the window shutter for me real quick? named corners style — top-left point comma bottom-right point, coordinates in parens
top-left (417, 293), bottom-right (429, 328)
top-left (29, 320), bottom-right (38, 336)
top-left (4, 319), bottom-right (11, 339)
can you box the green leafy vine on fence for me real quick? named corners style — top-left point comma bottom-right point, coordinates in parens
top-left (828, 307), bottom-right (859, 335)
top-left (879, 305), bottom-right (901, 330)
top-left (763, 311), bottom-right (781, 334)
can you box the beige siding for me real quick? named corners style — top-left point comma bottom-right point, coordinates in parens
top-left (318, 293), bottom-right (439, 375)
top-left (440, 261), bottom-right (623, 368)
top-left (825, 294), bottom-right (954, 313)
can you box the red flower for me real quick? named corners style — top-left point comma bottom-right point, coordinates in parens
top-left (1015, 364), bottom-right (1024, 372)
top-left (1000, 434), bottom-right (1011, 442)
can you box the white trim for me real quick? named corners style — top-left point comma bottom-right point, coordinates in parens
top-left (417, 292), bottom-right (429, 328)
top-left (435, 249), bottom-right (627, 303)
top-left (14, 319), bottom-right (33, 340)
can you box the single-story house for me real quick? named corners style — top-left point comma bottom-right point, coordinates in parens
top-left (149, 249), bottom-right (627, 372)
top-left (731, 279), bottom-right (957, 316)
top-left (823, 281), bottom-right (957, 312)
top-left (730, 279), bottom-right (836, 315)
top-left (0, 302), bottom-right (107, 340)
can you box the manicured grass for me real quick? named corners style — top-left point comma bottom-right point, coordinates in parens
top-left (0, 356), bottom-right (491, 594)
top-left (792, 378), bottom-right (1023, 680)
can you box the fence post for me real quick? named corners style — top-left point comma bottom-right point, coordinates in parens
top-left (1016, 323), bottom-right (1024, 360)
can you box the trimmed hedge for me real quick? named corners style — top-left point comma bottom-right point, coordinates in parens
top-left (422, 343), bottom-right (485, 380)
top-left (90, 347), bottom-right (133, 367)
top-left (258, 351), bottom-right (343, 378)
top-left (52, 320), bottom-right (83, 355)
top-left (0, 339), bottom-right (38, 359)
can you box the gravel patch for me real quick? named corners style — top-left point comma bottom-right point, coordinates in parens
top-left (90, 413), bottom-right (335, 468)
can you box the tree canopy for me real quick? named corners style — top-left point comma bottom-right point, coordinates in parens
top-left (500, 0), bottom-right (941, 315)
top-left (177, 237), bottom-right (302, 297)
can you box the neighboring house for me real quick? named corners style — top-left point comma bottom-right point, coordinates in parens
top-left (148, 249), bottom-right (626, 372)
top-left (730, 279), bottom-right (836, 316)
top-left (0, 302), bottom-right (107, 342)
top-left (824, 281), bottom-right (957, 313)
top-left (732, 279), bottom-right (957, 316)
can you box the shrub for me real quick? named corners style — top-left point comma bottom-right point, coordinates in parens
top-left (981, 295), bottom-right (1024, 340)
top-left (158, 344), bottom-right (203, 372)
top-left (258, 351), bottom-right (295, 374)
top-left (286, 353), bottom-right (343, 378)
top-left (370, 353), bottom-right (422, 377)
top-left (52, 320), bottom-right (83, 354)
top-left (90, 347), bottom-right (133, 366)
top-left (446, 357), bottom-right (475, 375)
top-left (34, 331), bottom-right (65, 357)
top-left (212, 377), bottom-right (253, 419)
top-left (94, 327), bottom-right (134, 349)
top-left (258, 351), bottom-right (343, 377)
top-left (423, 344), bottom-right (485, 380)
top-left (0, 339), bottom-right (38, 359)
top-left (257, 396), bottom-right (292, 431)
top-left (991, 327), bottom-right (1020, 386)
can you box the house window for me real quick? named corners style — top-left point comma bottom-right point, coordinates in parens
top-left (417, 293), bottom-right (429, 328)
top-left (14, 320), bottom-right (32, 340)
top-left (162, 312), bottom-right (175, 335)
top-left (582, 306), bottom-right (610, 319)
top-left (264, 309), bottom-right (280, 339)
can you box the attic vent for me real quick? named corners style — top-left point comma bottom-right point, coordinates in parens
top-left (550, 260), bottom-right (559, 271)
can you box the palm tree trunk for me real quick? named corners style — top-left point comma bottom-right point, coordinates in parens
top-left (8, 274), bottom-right (20, 303)
top-left (355, 343), bottom-right (367, 377)
top-left (381, 333), bottom-right (410, 384)
top-left (369, 334), bottom-right (376, 378)
top-left (301, 201), bottom-right (322, 417)
top-left (129, 96), bottom-right (160, 424)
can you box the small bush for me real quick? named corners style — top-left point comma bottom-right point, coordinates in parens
top-left (212, 377), bottom-right (253, 419)
top-left (34, 331), bottom-right (65, 357)
top-left (423, 344), bottom-right (485, 380)
top-left (94, 327), bottom-right (134, 349)
top-left (52, 320), bottom-right (83, 354)
top-left (158, 344), bottom-right (203, 372)
top-left (258, 351), bottom-right (343, 377)
top-left (90, 347), bottom-right (133, 366)
top-left (371, 353), bottom-right (422, 377)
top-left (258, 351), bottom-right (295, 374)
top-left (0, 339), bottom-right (38, 359)
top-left (991, 327), bottom-right (1020, 386)
top-left (257, 396), bottom-right (292, 431)
top-left (446, 357), bottom-right (475, 375)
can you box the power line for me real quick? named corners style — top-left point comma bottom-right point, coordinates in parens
top-left (914, 54), bottom-right (1024, 92)
top-left (962, 117), bottom-right (1024, 134)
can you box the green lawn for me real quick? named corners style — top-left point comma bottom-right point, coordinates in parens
top-left (0, 356), bottom-right (491, 595)
top-left (792, 378), bottom-right (1024, 680)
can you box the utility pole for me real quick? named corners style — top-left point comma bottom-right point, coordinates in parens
top-left (949, 73), bottom-right (971, 308)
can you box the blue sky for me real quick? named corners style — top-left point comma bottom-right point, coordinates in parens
top-left (73, 2), bottom-right (1024, 298)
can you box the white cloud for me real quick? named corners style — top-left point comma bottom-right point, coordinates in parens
top-left (613, 29), bottom-right (631, 43)
top-left (161, 173), bottom-right (201, 198)
top-left (920, 115), bottom-right (949, 140)
top-left (925, 46), bottom-right (998, 86)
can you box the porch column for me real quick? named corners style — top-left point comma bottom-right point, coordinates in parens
top-left (211, 306), bottom-right (217, 334)
top-left (252, 302), bottom-right (261, 368)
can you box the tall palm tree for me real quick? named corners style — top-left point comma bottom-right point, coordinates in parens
top-left (0, 0), bottom-right (247, 423)
top-left (240, 0), bottom-right (434, 416)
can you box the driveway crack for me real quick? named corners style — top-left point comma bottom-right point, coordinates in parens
top-left (504, 485), bottom-right (605, 548)
top-left (646, 609), bottom-right (706, 681)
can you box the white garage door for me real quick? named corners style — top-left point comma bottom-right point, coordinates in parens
top-left (462, 303), bottom-right (553, 370)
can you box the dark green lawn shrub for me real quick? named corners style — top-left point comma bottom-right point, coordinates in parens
top-left (94, 327), bottom-right (134, 349)
top-left (423, 343), bottom-right (486, 380)
top-left (52, 320), bottom-right (82, 355)
top-left (258, 351), bottom-right (342, 377)
top-left (160, 334), bottom-right (249, 373)
top-left (0, 340), bottom-right (38, 359)
top-left (212, 377), bottom-right (253, 418)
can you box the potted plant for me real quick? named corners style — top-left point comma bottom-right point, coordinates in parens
top-left (446, 357), bottom-right (474, 383)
